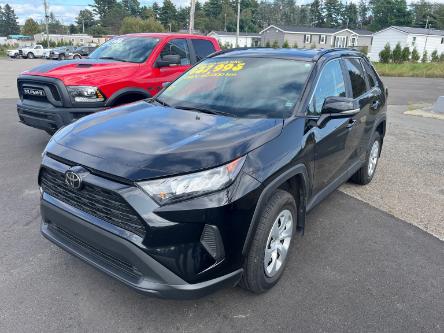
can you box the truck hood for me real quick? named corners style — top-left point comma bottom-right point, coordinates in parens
top-left (23, 59), bottom-right (140, 86)
top-left (47, 101), bottom-right (283, 181)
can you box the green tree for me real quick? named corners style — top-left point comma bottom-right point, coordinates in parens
top-left (412, 0), bottom-right (435, 29)
top-left (401, 46), bottom-right (410, 62)
top-left (2, 4), bottom-right (20, 35)
top-left (76, 9), bottom-right (96, 33)
top-left (440, 53), bottom-right (444, 62)
top-left (69, 24), bottom-right (78, 34)
top-left (421, 50), bottom-right (428, 63)
top-left (48, 12), bottom-right (65, 34)
top-left (324, 0), bottom-right (343, 27)
top-left (91, 0), bottom-right (117, 21)
top-left (265, 40), bottom-right (271, 47)
top-left (411, 47), bottom-right (420, 62)
top-left (310, 0), bottom-right (324, 27)
top-left (122, 0), bottom-right (141, 16)
top-left (392, 42), bottom-right (402, 63)
top-left (120, 16), bottom-right (164, 33)
top-left (102, 3), bottom-right (127, 34)
top-left (431, 49), bottom-right (439, 62)
top-left (152, 2), bottom-right (161, 20)
top-left (379, 43), bottom-right (392, 63)
top-left (358, 0), bottom-right (369, 27)
top-left (272, 40), bottom-right (279, 48)
top-left (343, 3), bottom-right (358, 28)
top-left (159, 0), bottom-right (177, 31)
top-left (282, 40), bottom-right (289, 48)
top-left (22, 18), bottom-right (40, 35)
top-left (292, 42), bottom-right (298, 48)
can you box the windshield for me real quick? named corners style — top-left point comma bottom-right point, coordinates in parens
top-left (89, 37), bottom-right (159, 63)
top-left (157, 57), bottom-right (313, 118)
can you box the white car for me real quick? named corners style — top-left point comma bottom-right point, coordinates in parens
top-left (20, 45), bottom-right (51, 59)
top-left (7, 49), bottom-right (19, 58)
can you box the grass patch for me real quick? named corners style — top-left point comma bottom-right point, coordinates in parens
top-left (374, 62), bottom-right (444, 78)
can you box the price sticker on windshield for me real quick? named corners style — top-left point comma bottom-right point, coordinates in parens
top-left (186, 60), bottom-right (246, 79)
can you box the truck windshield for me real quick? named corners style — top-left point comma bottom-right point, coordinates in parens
top-left (157, 57), bottom-right (313, 118)
top-left (89, 37), bottom-right (159, 63)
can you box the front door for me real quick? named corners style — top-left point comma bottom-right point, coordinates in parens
top-left (149, 38), bottom-right (192, 95)
top-left (306, 58), bottom-right (357, 195)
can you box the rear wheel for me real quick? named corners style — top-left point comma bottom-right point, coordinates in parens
top-left (73, 55), bottom-right (81, 60)
top-left (27, 52), bottom-right (34, 59)
top-left (240, 189), bottom-right (296, 293)
top-left (58, 54), bottom-right (65, 60)
top-left (350, 132), bottom-right (381, 185)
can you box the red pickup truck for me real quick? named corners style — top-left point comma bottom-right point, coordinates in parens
top-left (17, 33), bottom-right (220, 134)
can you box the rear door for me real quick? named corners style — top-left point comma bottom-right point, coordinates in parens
top-left (342, 57), bottom-right (373, 163)
top-left (190, 39), bottom-right (217, 63)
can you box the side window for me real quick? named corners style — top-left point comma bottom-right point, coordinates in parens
top-left (344, 58), bottom-right (367, 98)
top-left (362, 60), bottom-right (377, 88)
top-left (308, 59), bottom-right (346, 115)
top-left (191, 39), bottom-right (216, 61)
top-left (159, 39), bottom-right (190, 65)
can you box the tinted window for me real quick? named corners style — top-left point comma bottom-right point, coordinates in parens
top-left (362, 60), bottom-right (376, 88)
top-left (159, 39), bottom-right (190, 65)
top-left (344, 58), bottom-right (367, 98)
top-left (158, 57), bottom-right (313, 118)
top-left (308, 59), bottom-right (346, 115)
top-left (192, 39), bottom-right (216, 61)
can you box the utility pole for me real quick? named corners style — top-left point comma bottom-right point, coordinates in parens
top-left (189, 0), bottom-right (195, 34)
top-left (236, 0), bottom-right (240, 47)
top-left (82, 19), bottom-right (85, 34)
top-left (43, 0), bottom-right (49, 47)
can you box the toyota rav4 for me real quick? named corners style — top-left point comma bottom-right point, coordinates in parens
top-left (17, 33), bottom-right (220, 134)
top-left (39, 48), bottom-right (386, 298)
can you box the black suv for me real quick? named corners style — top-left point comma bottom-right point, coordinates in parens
top-left (39, 48), bottom-right (386, 298)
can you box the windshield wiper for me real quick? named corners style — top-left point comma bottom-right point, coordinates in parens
top-left (151, 97), bottom-right (170, 107)
top-left (98, 56), bottom-right (129, 62)
top-left (174, 105), bottom-right (236, 118)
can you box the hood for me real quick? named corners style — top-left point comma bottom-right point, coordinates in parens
top-left (23, 59), bottom-right (140, 86)
top-left (48, 101), bottom-right (283, 181)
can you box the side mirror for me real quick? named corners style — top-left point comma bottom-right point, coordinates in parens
top-left (321, 96), bottom-right (359, 116)
top-left (156, 54), bottom-right (181, 68)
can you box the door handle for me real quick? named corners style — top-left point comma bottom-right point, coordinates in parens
top-left (371, 100), bottom-right (380, 110)
top-left (346, 119), bottom-right (357, 129)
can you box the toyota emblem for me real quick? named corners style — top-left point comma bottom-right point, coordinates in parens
top-left (65, 170), bottom-right (82, 190)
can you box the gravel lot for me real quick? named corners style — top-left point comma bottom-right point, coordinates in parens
top-left (0, 58), bottom-right (443, 332)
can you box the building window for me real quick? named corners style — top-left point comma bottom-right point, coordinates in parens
top-left (412, 36), bottom-right (416, 46)
top-left (350, 36), bottom-right (357, 47)
top-left (320, 35), bottom-right (326, 44)
top-left (305, 34), bottom-right (311, 44)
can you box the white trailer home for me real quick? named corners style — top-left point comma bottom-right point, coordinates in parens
top-left (368, 26), bottom-right (444, 62)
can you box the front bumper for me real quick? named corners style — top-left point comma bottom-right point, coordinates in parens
top-left (41, 199), bottom-right (242, 299)
top-left (17, 100), bottom-right (105, 133)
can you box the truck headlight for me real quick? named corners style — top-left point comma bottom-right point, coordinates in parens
top-left (138, 156), bottom-right (246, 204)
top-left (67, 86), bottom-right (105, 103)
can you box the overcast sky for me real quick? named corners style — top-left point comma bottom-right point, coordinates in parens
top-left (3, 0), bottom-right (444, 26)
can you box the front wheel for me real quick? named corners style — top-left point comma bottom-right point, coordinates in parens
top-left (240, 189), bottom-right (296, 293)
top-left (27, 52), bottom-right (34, 59)
top-left (350, 132), bottom-right (382, 185)
top-left (58, 54), bottom-right (65, 60)
top-left (73, 55), bottom-right (81, 59)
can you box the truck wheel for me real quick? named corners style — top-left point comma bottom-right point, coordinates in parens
top-left (350, 132), bottom-right (382, 185)
top-left (27, 52), bottom-right (34, 59)
top-left (73, 55), bottom-right (81, 60)
top-left (59, 54), bottom-right (65, 60)
top-left (240, 189), bottom-right (296, 293)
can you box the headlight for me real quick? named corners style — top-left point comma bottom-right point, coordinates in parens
top-left (138, 156), bottom-right (246, 204)
top-left (67, 86), bottom-right (105, 103)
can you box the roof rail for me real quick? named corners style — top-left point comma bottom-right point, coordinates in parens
top-left (313, 47), bottom-right (363, 60)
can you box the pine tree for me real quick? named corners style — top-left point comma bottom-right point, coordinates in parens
top-left (421, 50), bottom-right (428, 63)
top-left (401, 46), bottom-right (410, 62)
top-left (392, 42), bottom-right (402, 63)
top-left (310, 0), bottom-right (324, 27)
top-left (431, 49), bottom-right (439, 62)
top-left (91, 0), bottom-right (117, 21)
top-left (282, 40), bottom-right (289, 48)
top-left (2, 4), bottom-right (20, 35)
top-left (22, 18), bottom-right (40, 35)
top-left (159, 0), bottom-right (177, 31)
top-left (411, 48), bottom-right (420, 62)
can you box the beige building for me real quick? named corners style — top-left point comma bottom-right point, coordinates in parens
top-left (260, 25), bottom-right (373, 52)
top-left (33, 33), bottom-right (105, 46)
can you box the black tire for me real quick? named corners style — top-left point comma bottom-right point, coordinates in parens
top-left (240, 189), bottom-right (297, 294)
top-left (27, 52), bottom-right (34, 59)
top-left (350, 132), bottom-right (382, 185)
top-left (59, 54), bottom-right (65, 60)
top-left (73, 55), bottom-right (81, 60)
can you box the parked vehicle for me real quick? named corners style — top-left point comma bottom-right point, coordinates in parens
top-left (6, 49), bottom-right (19, 58)
top-left (71, 46), bottom-right (97, 59)
top-left (19, 44), bottom-right (51, 59)
top-left (48, 46), bottom-right (76, 60)
top-left (39, 48), bottom-right (387, 298)
top-left (16, 33), bottom-right (220, 134)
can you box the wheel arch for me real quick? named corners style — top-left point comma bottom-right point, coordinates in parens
top-left (105, 88), bottom-right (151, 107)
top-left (242, 164), bottom-right (309, 255)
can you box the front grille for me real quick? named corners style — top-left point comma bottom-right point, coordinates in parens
top-left (49, 224), bottom-right (141, 278)
top-left (40, 167), bottom-right (146, 237)
top-left (18, 80), bottom-right (61, 103)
